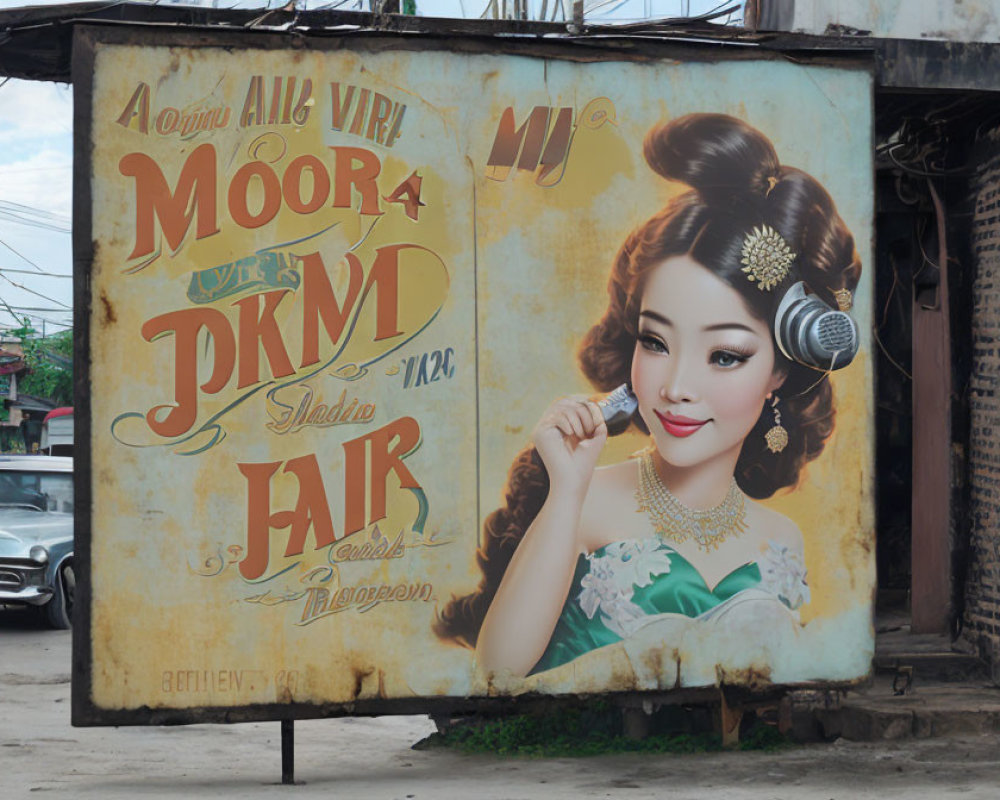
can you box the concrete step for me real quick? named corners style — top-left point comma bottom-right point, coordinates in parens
top-left (874, 624), bottom-right (989, 682)
top-left (874, 651), bottom-right (989, 682)
top-left (791, 677), bottom-right (1000, 742)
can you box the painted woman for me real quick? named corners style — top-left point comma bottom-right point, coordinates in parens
top-left (436, 113), bottom-right (861, 678)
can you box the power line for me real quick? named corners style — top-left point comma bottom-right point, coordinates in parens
top-left (0, 268), bottom-right (71, 278)
top-left (0, 201), bottom-right (71, 234)
top-left (25, 317), bottom-right (72, 330)
top-left (0, 309), bottom-right (72, 331)
top-left (5, 305), bottom-right (73, 313)
top-left (0, 165), bottom-right (72, 175)
top-left (0, 235), bottom-right (48, 274)
top-left (0, 272), bottom-right (72, 309)
top-left (0, 215), bottom-right (70, 235)
top-left (0, 212), bottom-right (71, 234)
top-left (0, 200), bottom-right (69, 223)
top-left (0, 294), bottom-right (21, 325)
top-left (1, 317), bottom-right (72, 331)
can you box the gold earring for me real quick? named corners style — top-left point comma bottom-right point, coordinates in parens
top-left (765, 396), bottom-right (788, 454)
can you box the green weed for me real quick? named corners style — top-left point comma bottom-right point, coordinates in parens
top-left (415, 704), bottom-right (792, 757)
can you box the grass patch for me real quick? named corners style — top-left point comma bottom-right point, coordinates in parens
top-left (415, 703), bottom-right (792, 757)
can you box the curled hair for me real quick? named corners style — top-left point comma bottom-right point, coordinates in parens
top-left (436, 113), bottom-right (861, 647)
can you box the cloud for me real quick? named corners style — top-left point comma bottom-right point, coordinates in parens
top-left (0, 77), bottom-right (74, 326)
top-left (0, 147), bottom-right (73, 220)
top-left (0, 79), bottom-right (72, 147)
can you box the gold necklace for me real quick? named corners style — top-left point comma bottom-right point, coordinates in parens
top-left (635, 450), bottom-right (747, 552)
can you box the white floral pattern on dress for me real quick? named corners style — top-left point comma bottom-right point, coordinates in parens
top-left (757, 540), bottom-right (810, 609)
top-left (577, 539), bottom-right (673, 638)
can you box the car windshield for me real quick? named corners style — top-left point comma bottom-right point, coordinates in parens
top-left (0, 470), bottom-right (73, 512)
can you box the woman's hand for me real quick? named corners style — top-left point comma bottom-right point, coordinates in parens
top-left (478, 397), bottom-right (606, 676)
top-left (532, 396), bottom-right (607, 495)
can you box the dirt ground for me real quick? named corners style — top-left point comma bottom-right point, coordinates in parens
top-left (2, 608), bottom-right (999, 800)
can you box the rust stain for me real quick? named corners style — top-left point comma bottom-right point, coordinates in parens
top-left (605, 654), bottom-right (640, 693)
top-left (638, 643), bottom-right (664, 684)
top-left (715, 663), bottom-right (773, 692)
top-left (351, 664), bottom-right (375, 700)
top-left (99, 291), bottom-right (117, 326)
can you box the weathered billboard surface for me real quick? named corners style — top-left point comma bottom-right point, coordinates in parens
top-left (76, 28), bottom-right (874, 722)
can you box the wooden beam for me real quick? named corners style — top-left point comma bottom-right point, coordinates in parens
top-left (911, 181), bottom-right (952, 634)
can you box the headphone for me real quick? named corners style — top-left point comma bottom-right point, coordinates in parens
top-left (774, 282), bottom-right (859, 371)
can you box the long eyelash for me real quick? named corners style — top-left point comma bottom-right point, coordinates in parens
top-left (639, 332), bottom-right (667, 351)
top-left (716, 344), bottom-right (755, 358)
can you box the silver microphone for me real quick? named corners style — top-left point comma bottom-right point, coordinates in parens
top-left (597, 383), bottom-right (638, 436)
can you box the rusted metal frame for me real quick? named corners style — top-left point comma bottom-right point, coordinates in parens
top-left (0, 1), bottom-right (762, 39)
top-left (281, 719), bottom-right (294, 785)
top-left (0, 3), bottom-right (879, 84)
top-left (718, 689), bottom-right (743, 748)
top-left (23, 0), bottom-right (1000, 91)
top-left (875, 38), bottom-right (1000, 92)
top-left (62, 19), bottom-right (874, 73)
top-left (69, 24), bottom-right (96, 729)
top-left (72, 679), bottom-right (863, 727)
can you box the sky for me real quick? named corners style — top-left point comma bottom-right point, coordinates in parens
top-left (0, 38), bottom-right (73, 335)
top-left (0, 0), bottom-right (740, 336)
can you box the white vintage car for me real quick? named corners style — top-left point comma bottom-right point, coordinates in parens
top-left (0, 456), bottom-right (74, 628)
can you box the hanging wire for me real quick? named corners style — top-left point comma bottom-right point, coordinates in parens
top-left (0, 201), bottom-right (71, 234)
top-left (0, 236), bottom-right (51, 275)
top-left (0, 268), bottom-right (71, 279)
top-left (874, 254), bottom-right (912, 382)
top-left (0, 165), bottom-right (72, 176)
top-left (0, 311), bottom-right (72, 331)
top-left (0, 272), bottom-right (71, 309)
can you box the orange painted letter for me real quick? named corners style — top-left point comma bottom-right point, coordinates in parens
top-left (232, 290), bottom-right (296, 389)
top-left (330, 147), bottom-right (383, 216)
top-left (238, 454), bottom-right (338, 581)
top-left (299, 252), bottom-right (363, 368)
top-left (141, 307), bottom-right (236, 438)
top-left (119, 143), bottom-right (219, 260)
top-left (342, 416), bottom-right (421, 537)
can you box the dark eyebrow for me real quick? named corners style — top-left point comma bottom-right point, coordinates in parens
top-left (639, 310), bottom-right (672, 326)
top-left (703, 322), bottom-right (757, 334)
top-left (640, 310), bottom-right (756, 335)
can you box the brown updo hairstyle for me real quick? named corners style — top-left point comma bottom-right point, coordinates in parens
top-left (434, 113), bottom-right (862, 648)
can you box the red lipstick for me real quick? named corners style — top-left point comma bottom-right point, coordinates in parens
top-left (655, 410), bottom-right (708, 438)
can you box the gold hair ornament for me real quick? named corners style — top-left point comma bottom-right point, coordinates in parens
top-left (833, 288), bottom-right (853, 312)
top-left (741, 224), bottom-right (795, 292)
top-left (636, 450), bottom-right (747, 551)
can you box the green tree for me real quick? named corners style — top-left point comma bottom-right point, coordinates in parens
top-left (8, 321), bottom-right (73, 406)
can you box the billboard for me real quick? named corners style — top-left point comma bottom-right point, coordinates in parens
top-left (74, 26), bottom-right (875, 723)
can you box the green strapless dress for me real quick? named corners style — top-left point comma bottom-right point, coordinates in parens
top-left (530, 537), bottom-right (807, 675)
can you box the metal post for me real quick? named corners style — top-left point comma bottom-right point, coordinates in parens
top-left (281, 719), bottom-right (294, 785)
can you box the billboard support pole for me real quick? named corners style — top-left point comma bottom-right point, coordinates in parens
top-left (281, 720), bottom-right (294, 785)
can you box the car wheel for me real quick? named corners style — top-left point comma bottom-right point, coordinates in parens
top-left (44, 560), bottom-right (74, 630)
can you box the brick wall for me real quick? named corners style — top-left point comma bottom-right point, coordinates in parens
top-left (964, 136), bottom-right (1000, 678)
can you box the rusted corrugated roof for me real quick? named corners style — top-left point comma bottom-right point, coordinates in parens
top-left (0, 1), bottom-right (859, 84)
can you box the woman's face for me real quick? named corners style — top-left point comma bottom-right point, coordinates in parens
top-left (630, 254), bottom-right (785, 471)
